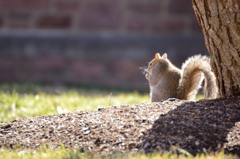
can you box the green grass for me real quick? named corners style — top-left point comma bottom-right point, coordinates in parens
top-left (0, 83), bottom-right (150, 122)
top-left (0, 148), bottom-right (236, 159)
top-left (0, 83), bottom-right (237, 159)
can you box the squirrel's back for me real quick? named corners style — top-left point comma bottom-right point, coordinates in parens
top-left (145, 53), bottom-right (181, 101)
top-left (151, 68), bottom-right (181, 101)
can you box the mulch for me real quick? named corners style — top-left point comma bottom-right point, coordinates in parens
top-left (0, 96), bottom-right (240, 156)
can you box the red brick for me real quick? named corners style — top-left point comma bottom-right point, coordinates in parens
top-left (104, 60), bottom-right (146, 88)
top-left (0, 58), bottom-right (21, 69)
top-left (7, 12), bottom-right (32, 29)
top-left (0, 58), bottom-right (67, 83)
top-left (8, 23), bottom-right (30, 29)
top-left (127, 18), bottom-right (147, 32)
top-left (36, 15), bottom-right (71, 29)
top-left (191, 20), bottom-right (202, 32)
top-left (0, 58), bottom-right (27, 81)
top-left (0, 0), bottom-right (50, 11)
top-left (168, 0), bottom-right (194, 14)
top-left (33, 57), bottom-right (66, 71)
top-left (79, 2), bottom-right (121, 30)
top-left (114, 60), bottom-right (137, 77)
top-left (0, 71), bottom-right (18, 81)
top-left (55, 1), bottom-right (80, 13)
top-left (128, 2), bottom-right (162, 14)
top-left (0, 15), bottom-right (3, 27)
top-left (71, 59), bottom-right (105, 78)
top-left (152, 19), bottom-right (186, 32)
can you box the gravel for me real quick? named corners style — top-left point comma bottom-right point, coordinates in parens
top-left (0, 97), bottom-right (240, 156)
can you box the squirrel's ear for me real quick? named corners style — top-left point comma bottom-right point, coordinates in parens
top-left (162, 53), bottom-right (168, 59)
top-left (154, 53), bottom-right (161, 60)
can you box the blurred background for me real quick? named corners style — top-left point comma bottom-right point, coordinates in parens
top-left (0, 0), bottom-right (208, 90)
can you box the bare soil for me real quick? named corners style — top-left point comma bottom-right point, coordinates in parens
top-left (0, 96), bottom-right (240, 156)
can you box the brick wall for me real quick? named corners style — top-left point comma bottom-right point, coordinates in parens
top-left (0, 0), bottom-right (208, 90)
top-left (0, 0), bottom-right (199, 33)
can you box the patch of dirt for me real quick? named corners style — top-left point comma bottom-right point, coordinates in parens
top-left (0, 97), bottom-right (240, 156)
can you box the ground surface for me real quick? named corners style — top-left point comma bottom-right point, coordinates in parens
top-left (0, 96), bottom-right (240, 156)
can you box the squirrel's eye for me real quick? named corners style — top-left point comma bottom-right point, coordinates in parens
top-left (149, 62), bottom-right (152, 66)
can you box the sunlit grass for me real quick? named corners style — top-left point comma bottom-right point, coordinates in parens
top-left (0, 148), bottom-right (236, 159)
top-left (0, 83), bottom-right (149, 122)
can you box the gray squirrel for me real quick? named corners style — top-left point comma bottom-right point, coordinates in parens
top-left (145, 53), bottom-right (218, 102)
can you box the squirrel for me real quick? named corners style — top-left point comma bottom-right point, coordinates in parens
top-left (144, 53), bottom-right (218, 102)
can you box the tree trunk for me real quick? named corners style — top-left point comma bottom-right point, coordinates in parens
top-left (192, 0), bottom-right (240, 97)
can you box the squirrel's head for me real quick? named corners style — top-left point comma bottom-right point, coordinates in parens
top-left (145, 53), bottom-right (170, 83)
top-left (148, 53), bottom-right (168, 67)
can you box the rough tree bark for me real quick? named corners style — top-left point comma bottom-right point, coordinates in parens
top-left (192, 0), bottom-right (240, 97)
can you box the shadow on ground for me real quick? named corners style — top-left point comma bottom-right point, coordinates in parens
top-left (138, 96), bottom-right (240, 156)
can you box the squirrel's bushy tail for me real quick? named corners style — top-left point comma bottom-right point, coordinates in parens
top-left (177, 55), bottom-right (218, 100)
